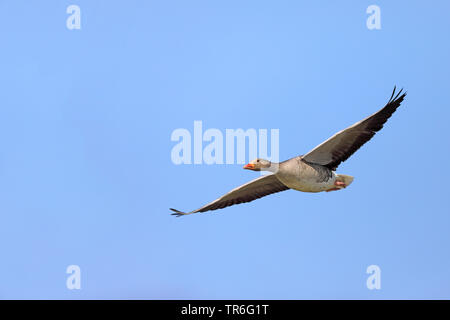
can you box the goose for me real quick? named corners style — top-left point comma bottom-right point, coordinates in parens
top-left (170, 87), bottom-right (406, 216)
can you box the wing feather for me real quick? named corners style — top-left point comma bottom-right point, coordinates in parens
top-left (170, 174), bottom-right (289, 216)
top-left (302, 86), bottom-right (407, 170)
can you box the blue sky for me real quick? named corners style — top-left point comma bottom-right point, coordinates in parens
top-left (0, 1), bottom-right (449, 299)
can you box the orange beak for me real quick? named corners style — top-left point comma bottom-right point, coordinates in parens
top-left (243, 163), bottom-right (255, 170)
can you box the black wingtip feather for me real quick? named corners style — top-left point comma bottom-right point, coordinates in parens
top-left (388, 86), bottom-right (407, 104)
top-left (170, 208), bottom-right (187, 217)
top-left (389, 85), bottom-right (397, 102)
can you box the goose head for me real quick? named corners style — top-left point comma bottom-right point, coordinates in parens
top-left (243, 158), bottom-right (272, 171)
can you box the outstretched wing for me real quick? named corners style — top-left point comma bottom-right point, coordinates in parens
top-left (302, 86), bottom-right (407, 170)
top-left (170, 174), bottom-right (289, 216)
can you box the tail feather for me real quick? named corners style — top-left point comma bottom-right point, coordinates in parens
top-left (336, 174), bottom-right (354, 188)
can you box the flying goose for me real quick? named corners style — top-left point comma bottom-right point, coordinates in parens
top-left (171, 87), bottom-right (406, 216)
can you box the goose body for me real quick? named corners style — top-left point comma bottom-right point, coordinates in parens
top-left (170, 87), bottom-right (406, 216)
top-left (276, 157), bottom-right (337, 193)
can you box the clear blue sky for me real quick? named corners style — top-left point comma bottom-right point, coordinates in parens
top-left (0, 1), bottom-right (449, 299)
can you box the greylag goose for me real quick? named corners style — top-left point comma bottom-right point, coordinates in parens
top-left (171, 87), bottom-right (406, 216)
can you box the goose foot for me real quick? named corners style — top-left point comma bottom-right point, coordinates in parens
top-left (326, 180), bottom-right (347, 192)
top-left (335, 181), bottom-right (346, 187)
